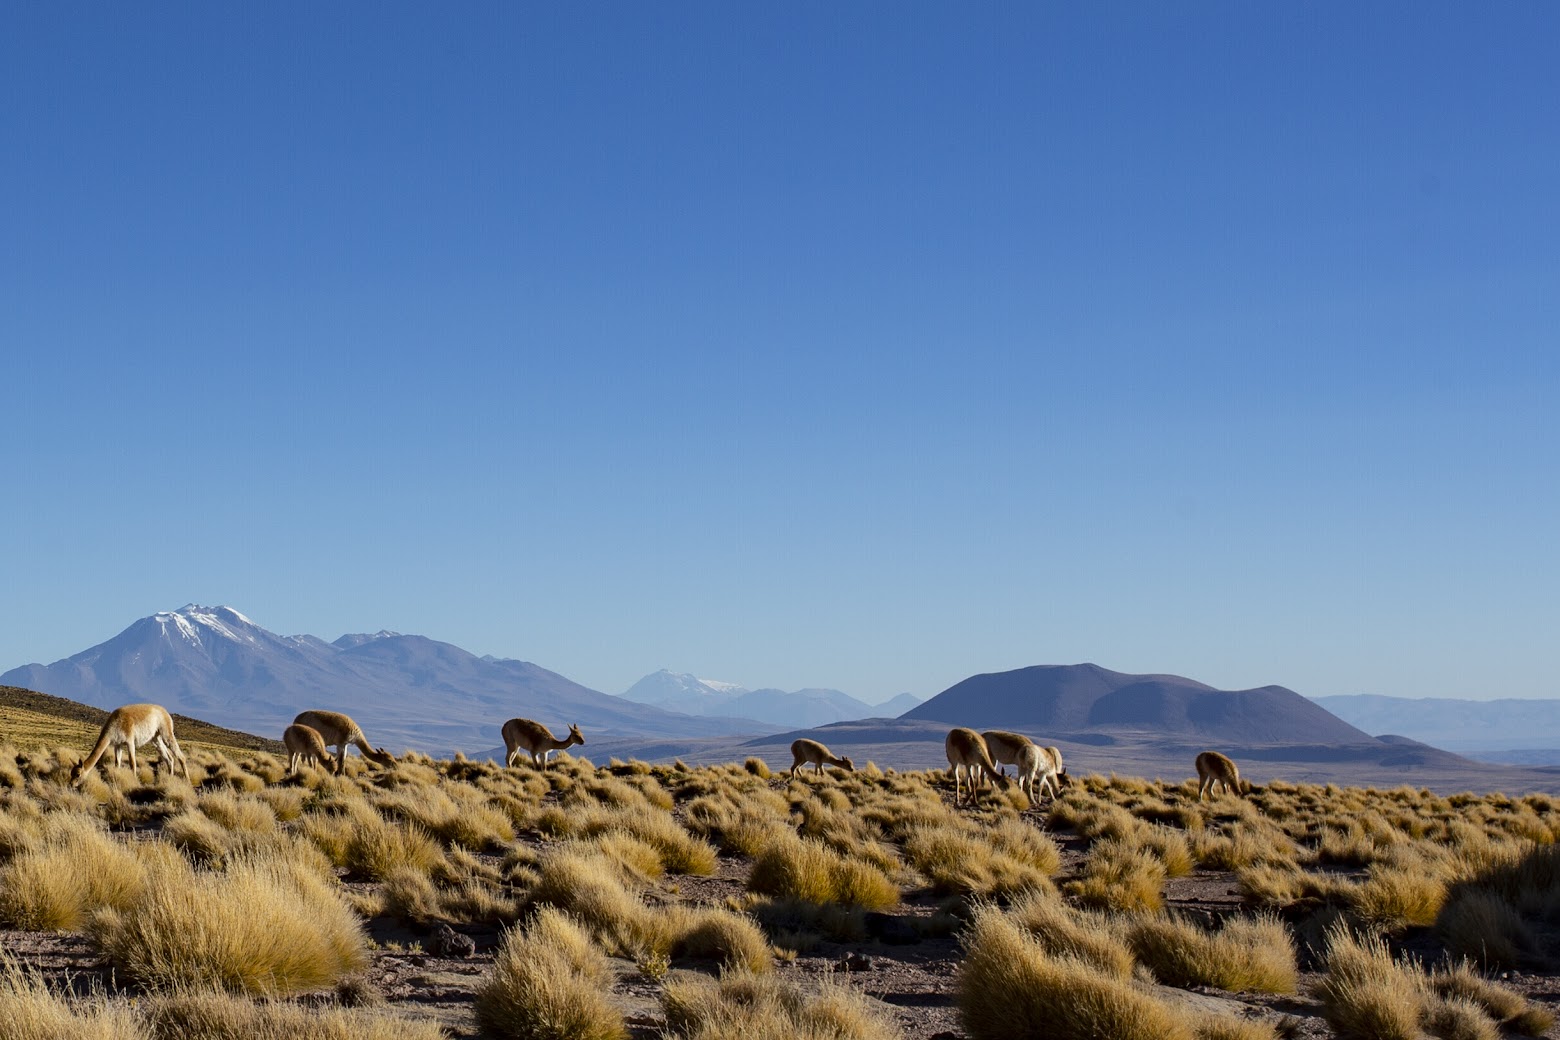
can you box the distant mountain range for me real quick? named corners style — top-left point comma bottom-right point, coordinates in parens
top-left (902, 663), bottom-right (1376, 745)
top-left (619, 669), bottom-right (922, 728)
top-left (1312, 694), bottom-right (1560, 764)
top-left (0, 606), bottom-right (770, 754)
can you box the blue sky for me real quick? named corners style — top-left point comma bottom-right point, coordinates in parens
top-left (3, 4), bottom-right (1556, 704)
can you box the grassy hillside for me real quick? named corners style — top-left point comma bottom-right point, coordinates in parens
top-left (0, 684), bottom-right (284, 755)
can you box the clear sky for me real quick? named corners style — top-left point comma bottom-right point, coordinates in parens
top-left (3, 4), bottom-right (1557, 704)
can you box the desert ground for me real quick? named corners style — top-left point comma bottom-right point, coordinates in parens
top-left (1, 729), bottom-right (1557, 1040)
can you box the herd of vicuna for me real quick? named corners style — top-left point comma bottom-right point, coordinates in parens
top-left (68, 703), bottom-right (587, 786)
top-left (68, 702), bottom-right (1254, 807)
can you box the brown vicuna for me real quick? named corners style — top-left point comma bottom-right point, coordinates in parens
top-left (788, 738), bottom-right (854, 778)
top-left (283, 723), bottom-right (337, 774)
top-left (1016, 743), bottom-right (1069, 801)
top-left (291, 710), bottom-right (396, 775)
top-left (980, 729), bottom-right (1034, 782)
top-left (501, 719), bottom-right (584, 770)
top-left (945, 728), bottom-right (1004, 806)
top-left (1195, 750), bottom-right (1251, 801)
top-left (70, 703), bottom-right (188, 786)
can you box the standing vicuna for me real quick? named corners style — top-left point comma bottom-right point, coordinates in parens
top-left (1195, 750), bottom-right (1251, 801)
top-left (291, 710), bottom-right (396, 776)
top-left (981, 729), bottom-right (1035, 781)
top-left (71, 703), bottom-right (188, 786)
top-left (502, 718), bottom-right (584, 770)
top-left (945, 728), bottom-right (1004, 806)
top-left (282, 723), bottom-right (337, 774)
top-left (788, 738), bottom-right (854, 778)
top-left (1016, 743), bottom-right (1069, 802)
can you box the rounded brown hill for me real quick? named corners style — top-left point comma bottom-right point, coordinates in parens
top-left (901, 663), bottom-right (1375, 745)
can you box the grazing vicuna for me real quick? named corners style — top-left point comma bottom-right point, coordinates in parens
top-left (291, 710), bottom-right (395, 776)
top-left (1016, 743), bottom-right (1069, 802)
top-left (71, 703), bottom-right (188, 786)
top-left (945, 728), bottom-right (1004, 806)
top-left (502, 719), bottom-right (584, 770)
top-left (980, 729), bottom-right (1034, 781)
top-left (283, 723), bottom-right (336, 774)
top-left (788, 738), bottom-right (854, 778)
top-left (1195, 750), bottom-right (1251, 801)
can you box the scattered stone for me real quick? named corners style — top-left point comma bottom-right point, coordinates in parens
top-left (430, 924), bottom-right (476, 958)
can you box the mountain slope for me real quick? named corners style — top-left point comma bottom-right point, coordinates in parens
top-left (1313, 694), bottom-right (1560, 756)
top-left (1, 606), bottom-right (764, 754)
top-left (0, 684), bottom-right (284, 755)
top-left (904, 663), bottom-right (1376, 745)
top-left (617, 669), bottom-right (879, 728)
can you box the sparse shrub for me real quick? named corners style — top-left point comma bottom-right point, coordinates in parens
top-left (1064, 836), bottom-right (1166, 912)
top-left (1312, 925), bottom-right (1427, 1040)
top-left (0, 815), bottom-right (147, 930)
top-left (744, 757), bottom-right (772, 779)
top-left (662, 970), bottom-right (899, 1040)
top-left (1430, 962), bottom-right (1554, 1036)
top-left (1005, 890), bottom-right (1133, 978)
top-left (344, 815), bottom-right (446, 881)
top-left (749, 896), bottom-right (868, 945)
top-left (93, 857), bottom-right (368, 995)
top-left (748, 833), bottom-right (898, 910)
top-left (1127, 913), bottom-right (1297, 994)
top-left (531, 846), bottom-right (659, 954)
top-left (1193, 1016), bottom-right (1281, 1040)
top-left (475, 907), bottom-right (626, 1040)
top-left (902, 823), bottom-right (1054, 897)
top-left (667, 906), bottom-right (773, 973)
top-left (576, 806), bottom-right (717, 876)
top-left (1350, 864), bottom-right (1448, 929)
top-left (0, 955), bottom-right (142, 1040)
top-left (142, 988), bottom-right (445, 1039)
top-left (957, 906), bottom-right (1195, 1040)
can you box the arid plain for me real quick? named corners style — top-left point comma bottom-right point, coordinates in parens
top-left (1, 689), bottom-right (1558, 1040)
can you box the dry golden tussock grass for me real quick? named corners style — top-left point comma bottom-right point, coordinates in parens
top-left (957, 906), bottom-right (1196, 1040)
top-left (1127, 913), bottom-right (1297, 994)
top-left (1309, 925), bottom-right (1522, 1040)
top-left (93, 857), bottom-right (368, 996)
top-left (0, 957), bottom-right (141, 1040)
top-left (661, 970), bottom-right (900, 1040)
top-left (748, 831), bottom-right (899, 910)
top-left (476, 907), bottom-right (626, 1040)
top-left (0, 814), bottom-right (147, 930)
top-left (1004, 890), bottom-right (1134, 978)
top-left (142, 988), bottom-right (445, 1040)
top-left (664, 905), bottom-right (774, 972)
top-left (1064, 835), bottom-right (1167, 912)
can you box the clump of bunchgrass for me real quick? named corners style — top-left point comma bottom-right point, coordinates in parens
top-left (666, 906), bottom-right (773, 973)
top-left (92, 856), bottom-right (368, 995)
top-left (475, 907), bottom-right (626, 1040)
top-left (1312, 925), bottom-right (1427, 1040)
top-left (142, 987), bottom-right (446, 1039)
top-left (1004, 890), bottom-right (1134, 978)
top-left (1064, 836), bottom-right (1166, 912)
top-left (662, 970), bottom-right (899, 1040)
top-left (1127, 913), bottom-right (1297, 994)
top-left (747, 832), bottom-right (898, 910)
top-left (1429, 962), bottom-right (1554, 1036)
top-left (0, 814), bottom-right (148, 930)
top-left (0, 955), bottom-right (142, 1040)
top-left (957, 905), bottom-right (1196, 1040)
